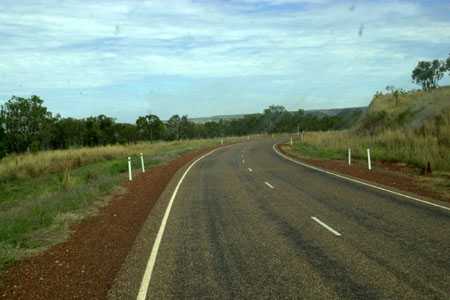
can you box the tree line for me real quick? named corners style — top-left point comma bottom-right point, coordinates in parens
top-left (411, 53), bottom-right (450, 91)
top-left (0, 96), bottom-right (359, 158)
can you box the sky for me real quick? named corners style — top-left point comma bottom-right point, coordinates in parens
top-left (0, 0), bottom-right (450, 122)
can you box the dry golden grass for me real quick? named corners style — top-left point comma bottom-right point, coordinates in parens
top-left (302, 86), bottom-right (450, 172)
top-left (303, 118), bottom-right (450, 172)
top-left (0, 138), bottom-right (231, 182)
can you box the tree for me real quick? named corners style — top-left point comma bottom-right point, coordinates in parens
top-left (166, 115), bottom-right (181, 140)
top-left (97, 115), bottom-right (116, 145)
top-left (0, 95), bottom-right (53, 153)
top-left (412, 60), bottom-right (445, 91)
top-left (263, 105), bottom-right (288, 133)
top-left (136, 114), bottom-right (165, 142)
top-left (179, 115), bottom-right (195, 139)
top-left (51, 117), bottom-right (85, 149)
top-left (115, 123), bottom-right (139, 144)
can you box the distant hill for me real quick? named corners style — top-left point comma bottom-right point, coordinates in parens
top-left (190, 107), bottom-right (367, 124)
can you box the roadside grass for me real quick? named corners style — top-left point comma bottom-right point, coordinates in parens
top-left (291, 143), bottom-right (344, 160)
top-left (0, 139), bottom-right (226, 183)
top-left (287, 129), bottom-right (450, 201)
top-left (296, 127), bottom-right (450, 173)
top-left (0, 137), bottom-right (237, 272)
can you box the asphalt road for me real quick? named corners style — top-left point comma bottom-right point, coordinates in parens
top-left (126, 138), bottom-right (450, 299)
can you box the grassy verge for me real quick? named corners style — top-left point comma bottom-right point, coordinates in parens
top-left (296, 128), bottom-right (450, 172)
top-left (0, 138), bottom-right (237, 271)
top-left (290, 142), bottom-right (344, 160)
top-left (287, 131), bottom-right (450, 201)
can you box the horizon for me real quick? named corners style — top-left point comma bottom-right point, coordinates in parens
top-left (1, 0), bottom-right (450, 122)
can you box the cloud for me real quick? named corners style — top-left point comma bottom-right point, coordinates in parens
top-left (0, 0), bottom-right (449, 120)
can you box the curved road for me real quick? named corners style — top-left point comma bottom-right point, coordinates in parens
top-left (119, 138), bottom-right (450, 299)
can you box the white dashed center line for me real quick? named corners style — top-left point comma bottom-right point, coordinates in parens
top-left (311, 217), bottom-right (342, 236)
top-left (264, 182), bottom-right (274, 189)
top-left (248, 168), bottom-right (253, 172)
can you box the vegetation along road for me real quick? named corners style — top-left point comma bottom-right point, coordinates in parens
top-left (110, 137), bottom-right (450, 300)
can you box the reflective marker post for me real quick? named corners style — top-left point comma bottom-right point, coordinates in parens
top-left (140, 153), bottom-right (145, 173)
top-left (348, 148), bottom-right (351, 166)
top-left (128, 157), bottom-right (133, 181)
top-left (367, 148), bottom-right (372, 171)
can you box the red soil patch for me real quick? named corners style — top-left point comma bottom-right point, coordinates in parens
top-left (0, 147), bottom-right (216, 300)
top-left (278, 144), bottom-right (448, 203)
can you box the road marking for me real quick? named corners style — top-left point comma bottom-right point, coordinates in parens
top-left (265, 181), bottom-right (274, 189)
top-left (242, 159), bottom-right (245, 164)
top-left (248, 168), bottom-right (253, 172)
top-left (273, 144), bottom-right (450, 213)
top-left (311, 217), bottom-right (342, 236)
top-left (136, 147), bottom-right (224, 300)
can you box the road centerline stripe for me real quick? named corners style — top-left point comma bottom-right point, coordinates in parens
top-left (265, 181), bottom-right (274, 189)
top-left (136, 147), bottom-right (224, 300)
top-left (311, 216), bottom-right (342, 236)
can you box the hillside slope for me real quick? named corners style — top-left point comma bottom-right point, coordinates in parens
top-left (291, 86), bottom-right (450, 173)
top-left (358, 86), bottom-right (450, 132)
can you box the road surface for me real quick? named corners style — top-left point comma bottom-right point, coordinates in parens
top-left (114, 138), bottom-right (450, 299)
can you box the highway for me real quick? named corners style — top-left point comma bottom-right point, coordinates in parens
top-left (113, 138), bottom-right (450, 299)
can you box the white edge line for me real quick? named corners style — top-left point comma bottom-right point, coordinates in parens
top-left (248, 168), bottom-right (253, 172)
top-left (265, 181), bottom-right (274, 189)
top-left (136, 146), bottom-right (225, 300)
top-left (311, 216), bottom-right (342, 236)
top-left (273, 143), bottom-right (450, 212)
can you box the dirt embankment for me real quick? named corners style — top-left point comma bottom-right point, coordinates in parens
top-left (0, 147), bottom-right (215, 300)
top-left (278, 144), bottom-right (449, 203)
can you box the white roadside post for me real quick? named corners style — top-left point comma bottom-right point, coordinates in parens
top-left (221, 138), bottom-right (224, 145)
top-left (140, 153), bottom-right (145, 173)
top-left (367, 148), bottom-right (372, 170)
top-left (348, 148), bottom-right (351, 166)
top-left (301, 131), bottom-right (304, 143)
top-left (290, 136), bottom-right (293, 146)
top-left (128, 157), bottom-right (133, 181)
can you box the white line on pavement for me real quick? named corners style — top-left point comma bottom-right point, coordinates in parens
top-left (242, 159), bottom-right (245, 164)
top-left (311, 217), bottom-right (342, 236)
top-left (265, 181), bottom-right (274, 189)
top-left (273, 143), bottom-right (450, 213)
top-left (248, 168), bottom-right (253, 172)
top-left (136, 147), bottom-right (223, 300)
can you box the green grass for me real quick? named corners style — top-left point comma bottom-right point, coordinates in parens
top-left (0, 137), bottom-right (241, 271)
top-left (291, 143), bottom-right (344, 160)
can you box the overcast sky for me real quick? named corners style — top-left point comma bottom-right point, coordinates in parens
top-left (1, 0), bottom-right (449, 122)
